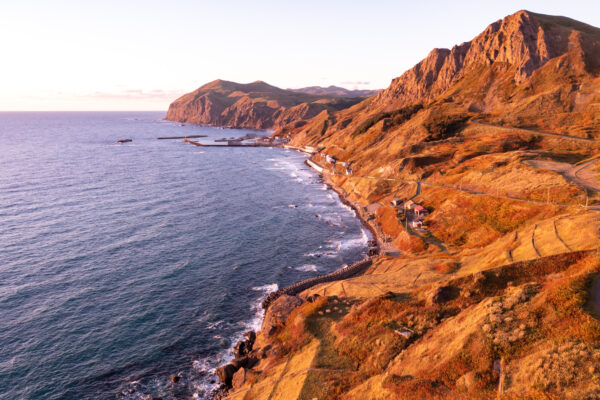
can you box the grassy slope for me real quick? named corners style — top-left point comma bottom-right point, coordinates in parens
top-left (226, 12), bottom-right (600, 400)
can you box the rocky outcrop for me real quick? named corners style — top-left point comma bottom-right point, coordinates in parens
top-left (231, 367), bottom-right (247, 389)
top-left (165, 80), bottom-right (363, 129)
top-left (216, 364), bottom-right (236, 387)
top-left (260, 294), bottom-right (304, 336)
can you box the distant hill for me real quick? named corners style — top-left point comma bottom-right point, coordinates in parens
top-left (289, 85), bottom-right (380, 98)
top-left (165, 80), bottom-right (365, 129)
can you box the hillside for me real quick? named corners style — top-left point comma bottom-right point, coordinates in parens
top-left (165, 80), bottom-right (364, 129)
top-left (289, 85), bottom-right (380, 98)
top-left (216, 10), bottom-right (600, 400)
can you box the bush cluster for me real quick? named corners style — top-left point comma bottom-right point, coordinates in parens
top-left (352, 104), bottom-right (423, 137)
top-left (423, 113), bottom-right (470, 141)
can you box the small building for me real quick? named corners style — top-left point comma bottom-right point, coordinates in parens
top-left (391, 198), bottom-right (403, 207)
top-left (325, 155), bottom-right (336, 164)
top-left (410, 220), bottom-right (423, 229)
top-left (413, 205), bottom-right (428, 218)
top-left (403, 200), bottom-right (415, 210)
top-left (342, 161), bottom-right (350, 167)
top-left (345, 168), bottom-right (354, 176)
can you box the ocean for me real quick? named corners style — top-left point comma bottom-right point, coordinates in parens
top-left (0, 112), bottom-right (369, 399)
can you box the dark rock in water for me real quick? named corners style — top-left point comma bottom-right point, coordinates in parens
top-left (216, 364), bottom-right (237, 387)
top-left (170, 375), bottom-right (180, 383)
top-left (232, 367), bottom-right (246, 389)
top-left (233, 340), bottom-right (247, 358)
top-left (232, 331), bottom-right (256, 358)
top-left (244, 330), bottom-right (256, 344)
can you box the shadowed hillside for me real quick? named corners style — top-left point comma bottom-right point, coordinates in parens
top-left (289, 85), bottom-right (380, 98)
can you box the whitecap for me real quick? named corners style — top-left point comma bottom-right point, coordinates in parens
top-left (322, 213), bottom-right (343, 227)
top-left (295, 264), bottom-right (318, 272)
top-left (340, 228), bottom-right (371, 251)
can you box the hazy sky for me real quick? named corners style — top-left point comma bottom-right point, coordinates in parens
top-left (2, 0), bottom-right (599, 111)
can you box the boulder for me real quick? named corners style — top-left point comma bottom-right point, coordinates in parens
top-left (456, 371), bottom-right (478, 391)
top-left (430, 285), bottom-right (453, 304)
top-left (260, 294), bottom-right (304, 336)
top-left (232, 367), bottom-right (247, 389)
top-left (244, 330), bottom-right (256, 343)
top-left (216, 364), bottom-right (237, 387)
top-left (231, 356), bottom-right (258, 369)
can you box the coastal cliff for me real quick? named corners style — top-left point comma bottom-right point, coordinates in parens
top-left (165, 80), bottom-right (370, 129)
top-left (211, 10), bottom-right (600, 400)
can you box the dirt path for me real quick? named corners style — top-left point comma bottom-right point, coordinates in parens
top-left (570, 159), bottom-right (600, 192)
top-left (472, 120), bottom-right (599, 144)
top-left (527, 158), bottom-right (600, 194)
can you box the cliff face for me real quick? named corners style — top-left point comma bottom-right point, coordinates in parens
top-left (224, 11), bottom-right (600, 400)
top-left (165, 80), bottom-right (364, 129)
top-left (371, 10), bottom-right (600, 110)
top-left (282, 10), bottom-right (600, 152)
top-left (209, 11), bottom-right (600, 400)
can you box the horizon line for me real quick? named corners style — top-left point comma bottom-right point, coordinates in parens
top-left (0, 110), bottom-right (168, 112)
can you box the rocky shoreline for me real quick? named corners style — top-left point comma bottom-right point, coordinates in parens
top-left (209, 152), bottom-right (381, 399)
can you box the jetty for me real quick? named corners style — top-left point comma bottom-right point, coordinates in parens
top-left (306, 159), bottom-right (324, 173)
top-left (157, 135), bottom-right (207, 140)
top-left (283, 144), bottom-right (317, 154)
top-left (183, 138), bottom-right (274, 147)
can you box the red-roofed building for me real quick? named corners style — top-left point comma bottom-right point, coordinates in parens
top-left (413, 205), bottom-right (428, 218)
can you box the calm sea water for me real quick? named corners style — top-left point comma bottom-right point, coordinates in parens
top-left (0, 112), bottom-right (369, 399)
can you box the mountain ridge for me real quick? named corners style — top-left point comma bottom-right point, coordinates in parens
top-left (216, 10), bottom-right (600, 400)
top-left (165, 80), bottom-right (367, 129)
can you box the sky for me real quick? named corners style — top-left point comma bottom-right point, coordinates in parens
top-left (1, 0), bottom-right (599, 111)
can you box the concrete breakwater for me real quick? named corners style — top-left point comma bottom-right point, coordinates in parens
top-left (262, 257), bottom-right (372, 309)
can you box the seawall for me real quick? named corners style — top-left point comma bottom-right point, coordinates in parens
top-left (262, 257), bottom-right (372, 309)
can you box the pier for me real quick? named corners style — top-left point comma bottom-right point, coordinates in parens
top-left (183, 139), bottom-right (275, 147)
top-left (157, 135), bottom-right (207, 140)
